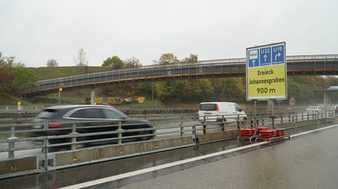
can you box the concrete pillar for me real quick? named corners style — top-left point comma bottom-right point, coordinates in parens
top-left (90, 89), bottom-right (96, 105)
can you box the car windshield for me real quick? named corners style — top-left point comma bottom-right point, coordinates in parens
top-left (102, 109), bottom-right (126, 119)
top-left (37, 109), bottom-right (59, 119)
top-left (200, 104), bottom-right (217, 111)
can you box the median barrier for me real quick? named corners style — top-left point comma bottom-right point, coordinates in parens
top-left (53, 136), bottom-right (194, 169)
top-left (198, 129), bottom-right (238, 144)
top-left (0, 156), bottom-right (39, 179)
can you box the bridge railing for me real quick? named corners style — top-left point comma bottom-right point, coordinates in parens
top-left (36, 54), bottom-right (338, 84)
top-left (32, 54), bottom-right (338, 94)
top-left (287, 54), bottom-right (338, 61)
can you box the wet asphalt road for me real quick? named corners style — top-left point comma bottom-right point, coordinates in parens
top-left (0, 115), bottom-right (335, 189)
top-left (0, 139), bottom-right (240, 189)
top-left (117, 125), bottom-right (338, 189)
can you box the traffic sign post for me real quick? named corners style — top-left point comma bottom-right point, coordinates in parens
top-left (246, 42), bottom-right (287, 101)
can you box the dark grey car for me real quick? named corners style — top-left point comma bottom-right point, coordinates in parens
top-left (32, 105), bottom-right (155, 147)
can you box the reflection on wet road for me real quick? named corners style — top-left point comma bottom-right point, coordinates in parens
top-left (119, 126), bottom-right (338, 189)
top-left (0, 139), bottom-right (240, 189)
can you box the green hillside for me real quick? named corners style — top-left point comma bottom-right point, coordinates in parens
top-left (28, 66), bottom-right (111, 80)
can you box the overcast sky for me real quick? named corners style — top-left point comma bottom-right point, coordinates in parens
top-left (1, 0), bottom-right (338, 67)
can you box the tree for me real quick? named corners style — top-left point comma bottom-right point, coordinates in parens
top-left (158, 53), bottom-right (179, 65)
top-left (102, 56), bottom-right (124, 69)
top-left (0, 53), bottom-right (36, 94)
top-left (0, 53), bottom-right (15, 91)
top-left (77, 48), bottom-right (88, 66)
top-left (46, 59), bottom-right (58, 67)
top-left (181, 54), bottom-right (198, 64)
top-left (124, 57), bottom-right (142, 68)
top-left (10, 64), bottom-right (37, 94)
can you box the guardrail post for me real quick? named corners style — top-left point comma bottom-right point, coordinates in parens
top-left (271, 116), bottom-right (275, 129)
top-left (222, 115), bottom-right (226, 131)
top-left (43, 137), bottom-right (48, 172)
top-left (43, 120), bottom-right (49, 172)
top-left (301, 112), bottom-right (304, 121)
top-left (280, 115), bottom-right (283, 125)
top-left (236, 115), bottom-right (240, 129)
top-left (8, 125), bottom-right (18, 159)
top-left (291, 114), bottom-right (294, 123)
top-left (202, 116), bottom-right (206, 135)
top-left (118, 121), bottom-right (122, 144)
top-left (179, 116), bottom-right (184, 136)
top-left (71, 123), bottom-right (77, 150)
top-left (295, 113), bottom-right (298, 122)
top-left (192, 125), bottom-right (198, 144)
top-left (288, 114), bottom-right (291, 123)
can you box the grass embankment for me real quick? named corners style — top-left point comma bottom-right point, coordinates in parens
top-left (28, 66), bottom-right (111, 80)
top-left (116, 100), bottom-right (165, 110)
top-left (29, 94), bottom-right (86, 105)
top-left (0, 93), bottom-right (32, 106)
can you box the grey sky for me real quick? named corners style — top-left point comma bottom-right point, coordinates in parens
top-left (1, 0), bottom-right (338, 67)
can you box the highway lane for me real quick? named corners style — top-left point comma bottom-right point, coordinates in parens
top-left (117, 124), bottom-right (338, 189)
top-left (0, 138), bottom-right (241, 189)
top-left (0, 113), bottom-right (328, 161)
top-left (0, 119), bottom-right (334, 188)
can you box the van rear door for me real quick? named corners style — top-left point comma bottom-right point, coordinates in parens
top-left (198, 103), bottom-right (219, 121)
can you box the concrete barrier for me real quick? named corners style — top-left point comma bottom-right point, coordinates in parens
top-left (54, 136), bottom-right (194, 169)
top-left (198, 129), bottom-right (239, 144)
top-left (0, 156), bottom-right (39, 179)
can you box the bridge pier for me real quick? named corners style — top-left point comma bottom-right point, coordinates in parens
top-left (90, 88), bottom-right (96, 105)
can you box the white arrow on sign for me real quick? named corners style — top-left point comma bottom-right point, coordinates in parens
top-left (264, 54), bottom-right (268, 61)
top-left (275, 52), bottom-right (281, 60)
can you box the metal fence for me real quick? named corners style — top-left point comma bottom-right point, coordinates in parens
top-left (0, 110), bottom-right (336, 174)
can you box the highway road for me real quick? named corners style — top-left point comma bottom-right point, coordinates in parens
top-left (116, 125), bottom-right (338, 189)
top-left (0, 112), bottom-right (327, 161)
top-left (0, 120), bottom-right (335, 188)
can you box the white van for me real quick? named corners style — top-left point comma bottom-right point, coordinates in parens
top-left (198, 102), bottom-right (247, 122)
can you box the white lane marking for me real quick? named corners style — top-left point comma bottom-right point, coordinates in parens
top-left (61, 123), bottom-right (338, 189)
top-left (290, 124), bottom-right (338, 138)
top-left (60, 141), bottom-right (268, 189)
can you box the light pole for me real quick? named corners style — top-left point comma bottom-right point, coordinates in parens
top-left (58, 88), bottom-right (63, 104)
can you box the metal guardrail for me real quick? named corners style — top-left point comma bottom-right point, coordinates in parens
top-left (27, 54), bottom-right (338, 94)
top-left (0, 110), bottom-right (335, 174)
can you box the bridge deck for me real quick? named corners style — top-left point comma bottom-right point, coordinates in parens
top-left (27, 54), bottom-right (338, 95)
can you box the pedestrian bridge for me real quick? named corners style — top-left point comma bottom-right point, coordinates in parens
top-left (28, 54), bottom-right (338, 95)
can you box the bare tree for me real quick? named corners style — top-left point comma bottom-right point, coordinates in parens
top-left (77, 48), bottom-right (88, 66)
top-left (46, 59), bottom-right (58, 67)
top-left (124, 57), bottom-right (142, 68)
